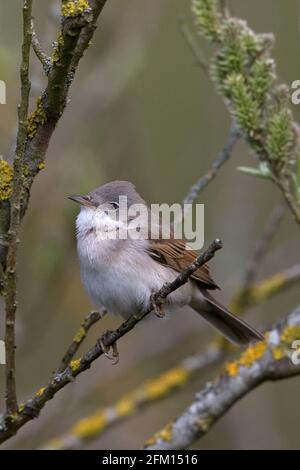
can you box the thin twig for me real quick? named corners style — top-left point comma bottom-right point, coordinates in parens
top-left (0, 239), bottom-right (223, 444)
top-left (4, 0), bottom-right (33, 415)
top-left (56, 310), bottom-right (106, 374)
top-left (243, 263), bottom-right (300, 306)
top-left (182, 125), bottom-right (239, 205)
top-left (234, 203), bottom-right (286, 313)
top-left (31, 19), bottom-right (51, 75)
top-left (243, 203), bottom-right (286, 288)
top-left (178, 18), bottom-right (209, 75)
top-left (145, 306), bottom-right (300, 450)
top-left (152, 240), bottom-right (223, 309)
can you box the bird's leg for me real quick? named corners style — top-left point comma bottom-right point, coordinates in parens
top-left (150, 292), bottom-right (165, 318)
top-left (98, 330), bottom-right (119, 365)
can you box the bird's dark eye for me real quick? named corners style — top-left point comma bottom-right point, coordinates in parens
top-left (109, 202), bottom-right (119, 210)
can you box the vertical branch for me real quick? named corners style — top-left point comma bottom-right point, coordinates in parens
top-left (4, 0), bottom-right (33, 414)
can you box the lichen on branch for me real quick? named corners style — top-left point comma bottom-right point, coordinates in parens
top-left (146, 306), bottom-right (300, 450)
top-left (62, 0), bottom-right (90, 18)
top-left (0, 160), bottom-right (13, 201)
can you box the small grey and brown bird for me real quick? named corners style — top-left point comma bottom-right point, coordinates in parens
top-left (69, 180), bottom-right (263, 357)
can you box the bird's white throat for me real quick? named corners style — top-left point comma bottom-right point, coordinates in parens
top-left (76, 206), bottom-right (125, 239)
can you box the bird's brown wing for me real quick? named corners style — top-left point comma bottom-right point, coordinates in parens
top-left (148, 239), bottom-right (219, 290)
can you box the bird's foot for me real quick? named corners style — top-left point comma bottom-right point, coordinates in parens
top-left (98, 330), bottom-right (119, 365)
top-left (150, 292), bottom-right (165, 318)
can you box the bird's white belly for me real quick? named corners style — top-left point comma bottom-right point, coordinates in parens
top-left (77, 235), bottom-right (192, 319)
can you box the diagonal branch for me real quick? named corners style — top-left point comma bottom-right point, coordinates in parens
top-left (145, 305), bottom-right (300, 450)
top-left (56, 310), bottom-right (106, 374)
top-left (42, 345), bottom-right (222, 450)
top-left (0, 239), bottom-right (222, 444)
top-left (4, 0), bottom-right (33, 415)
top-left (241, 204), bottom-right (286, 289)
top-left (182, 124), bottom-right (239, 205)
top-left (40, 260), bottom-right (300, 449)
top-left (31, 19), bottom-right (51, 75)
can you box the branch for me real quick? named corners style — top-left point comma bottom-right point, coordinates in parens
top-left (31, 19), bottom-right (51, 75)
top-left (0, 239), bottom-right (222, 444)
top-left (182, 124), bottom-right (239, 205)
top-left (40, 260), bottom-right (300, 449)
top-left (42, 345), bottom-right (223, 450)
top-left (232, 262), bottom-right (300, 312)
top-left (56, 310), bottom-right (105, 374)
top-left (242, 204), bottom-right (286, 288)
top-left (0, 0), bottom-right (108, 272)
top-left (4, 0), bottom-right (33, 415)
top-left (191, 0), bottom-right (300, 225)
top-left (230, 203), bottom-right (286, 314)
top-left (145, 305), bottom-right (300, 450)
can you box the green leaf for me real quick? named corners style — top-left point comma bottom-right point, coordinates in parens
top-left (237, 162), bottom-right (273, 180)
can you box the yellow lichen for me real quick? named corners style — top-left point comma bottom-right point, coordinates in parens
top-left (225, 361), bottom-right (239, 377)
top-left (18, 404), bottom-right (25, 413)
top-left (145, 422), bottom-right (173, 447)
top-left (6, 413), bottom-right (18, 423)
top-left (0, 159), bottom-right (13, 201)
top-left (225, 340), bottom-right (267, 377)
top-left (27, 97), bottom-right (46, 139)
top-left (114, 396), bottom-right (136, 417)
top-left (198, 416), bottom-right (213, 432)
top-left (72, 410), bottom-right (108, 438)
top-left (143, 367), bottom-right (190, 400)
top-left (36, 386), bottom-right (46, 397)
top-left (239, 340), bottom-right (267, 367)
top-left (22, 164), bottom-right (29, 177)
top-left (73, 327), bottom-right (86, 343)
top-left (272, 346), bottom-right (285, 361)
top-left (51, 34), bottom-right (64, 66)
top-left (280, 325), bottom-right (300, 346)
top-left (249, 274), bottom-right (286, 304)
top-left (46, 438), bottom-right (64, 450)
top-left (38, 161), bottom-right (45, 171)
top-left (69, 358), bottom-right (81, 372)
top-left (61, 0), bottom-right (89, 17)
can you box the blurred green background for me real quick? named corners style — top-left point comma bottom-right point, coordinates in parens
top-left (0, 0), bottom-right (300, 449)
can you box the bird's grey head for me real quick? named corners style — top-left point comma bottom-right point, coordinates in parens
top-left (68, 180), bottom-right (146, 213)
top-left (69, 181), bottom-right (148, 238)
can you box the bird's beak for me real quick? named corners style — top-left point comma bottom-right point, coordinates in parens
top-left (68, 194), bottom-right (94, 207)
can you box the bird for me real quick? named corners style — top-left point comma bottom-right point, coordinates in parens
top-left (69, 180), bottom-right (263, 362)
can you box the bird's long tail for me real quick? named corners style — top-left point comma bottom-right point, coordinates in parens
top-left (190, 288), bottom-right (264, 345)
